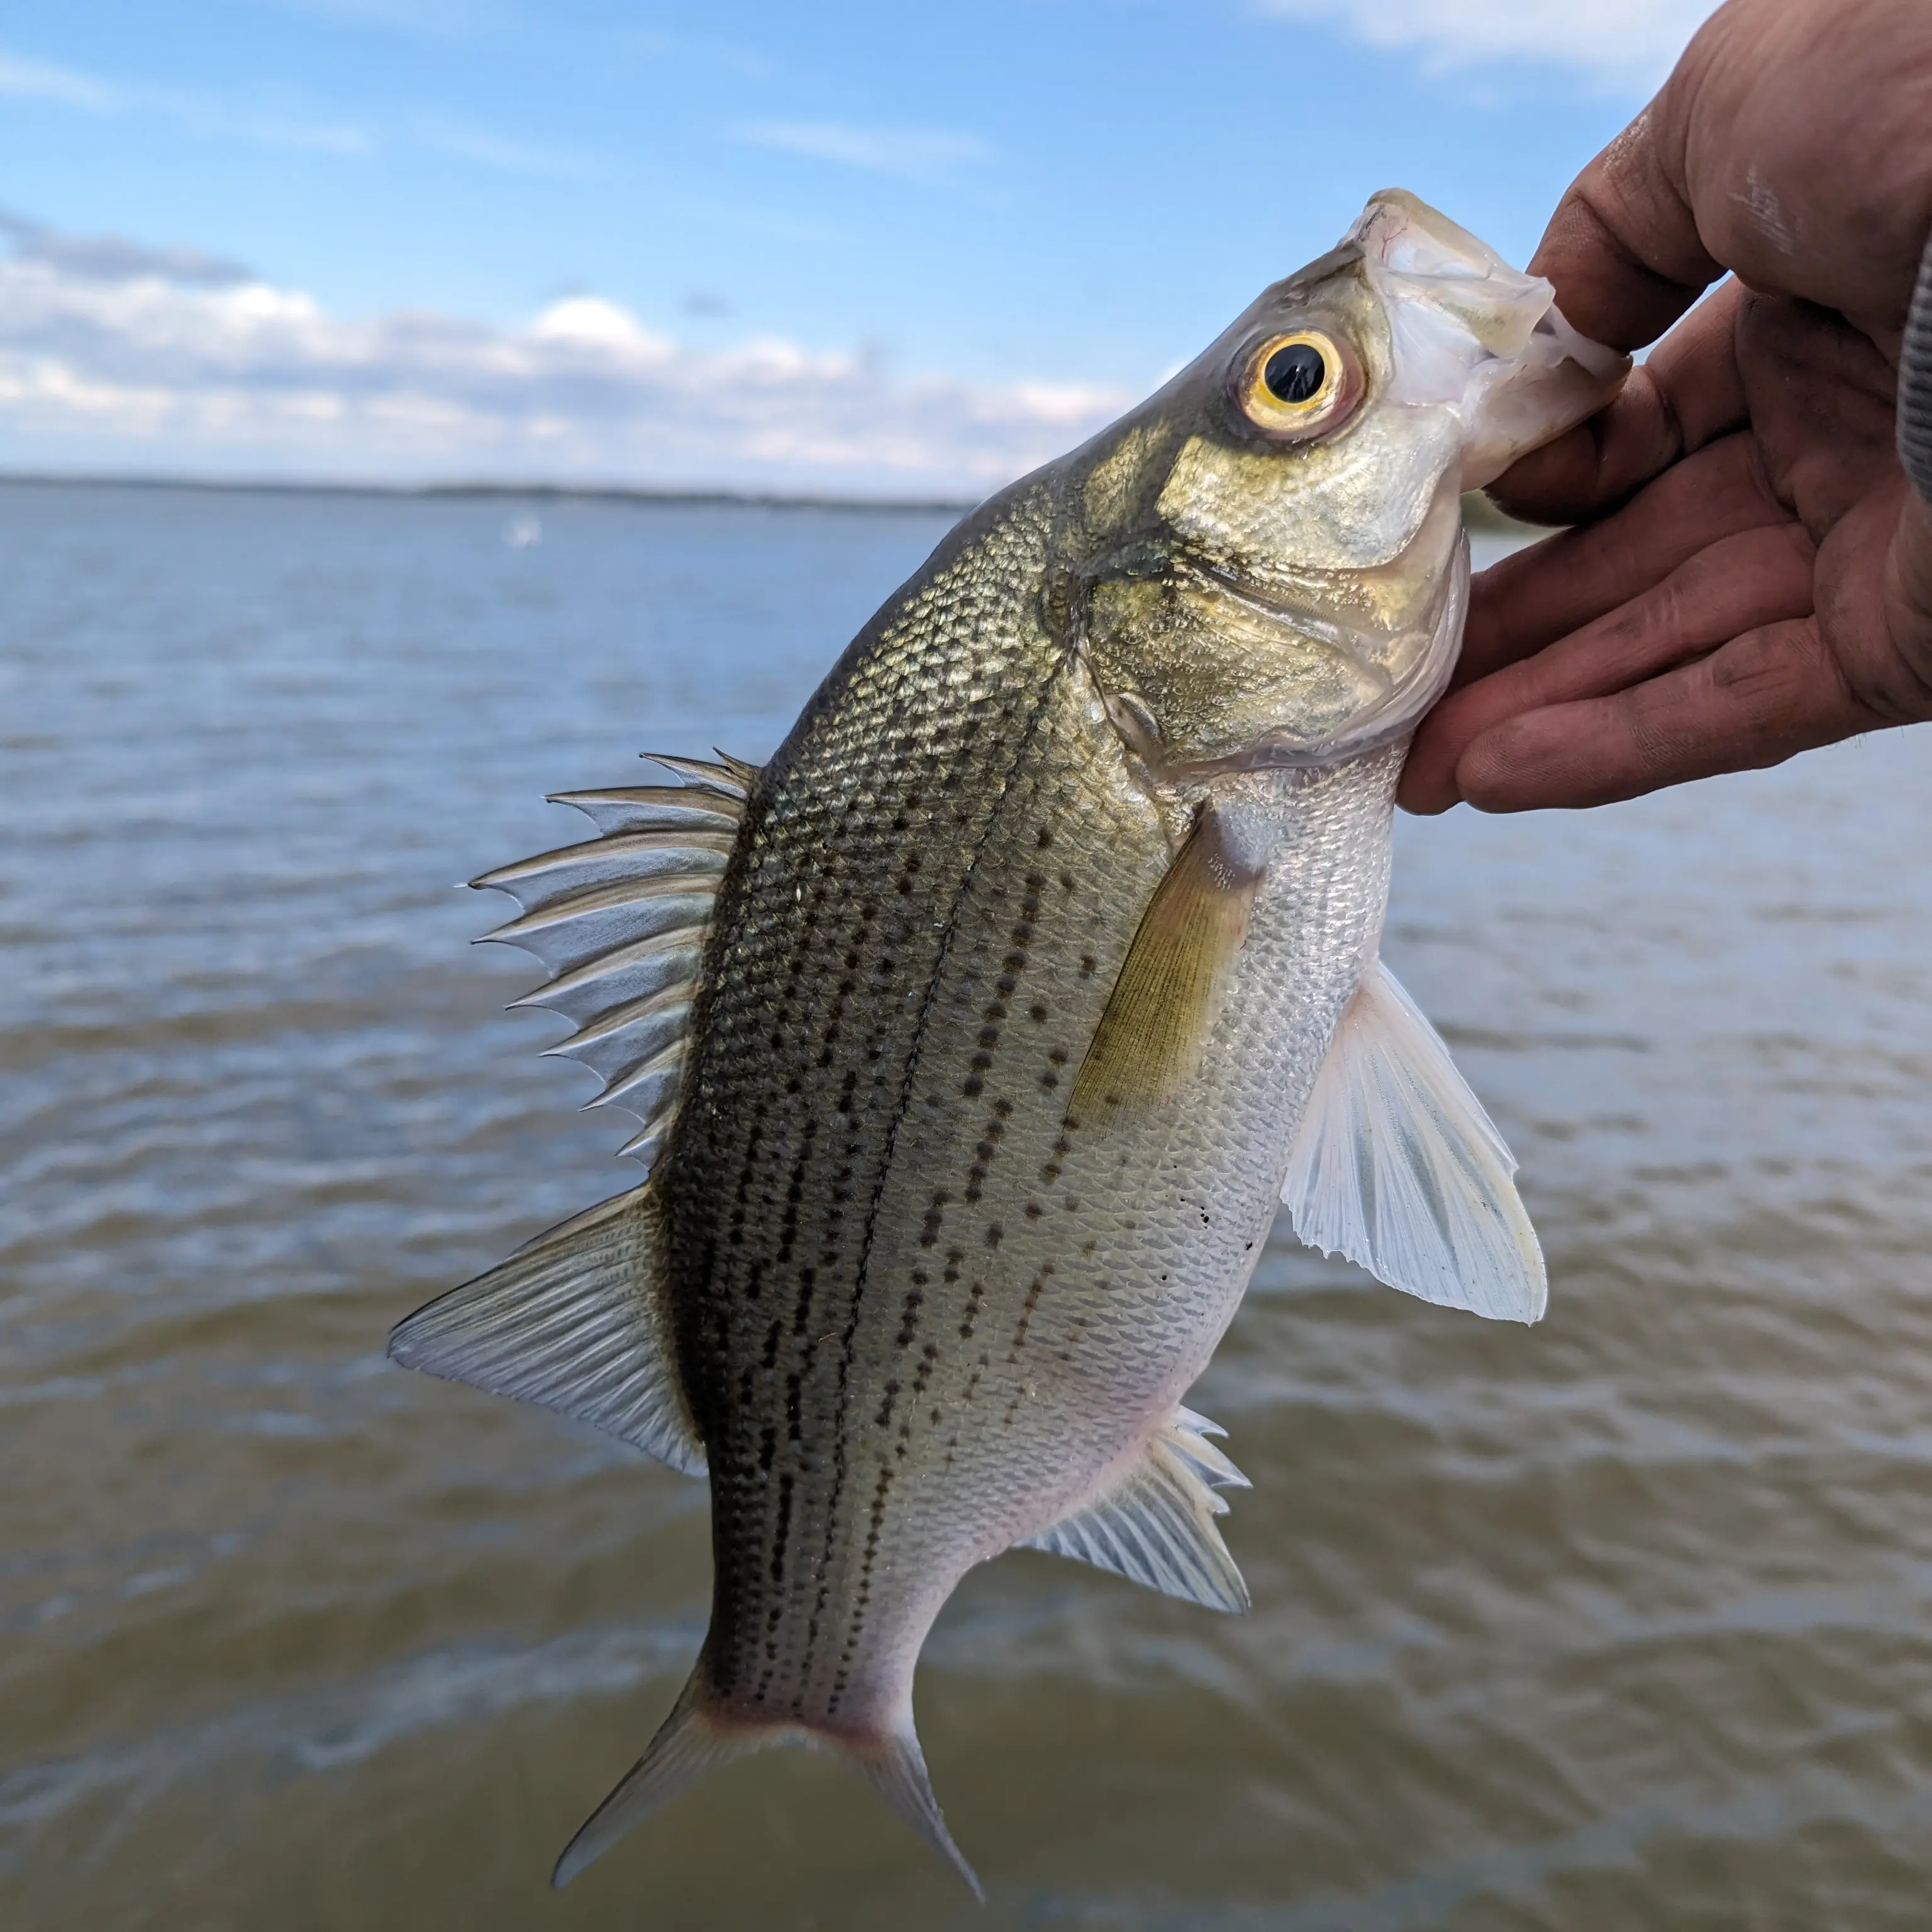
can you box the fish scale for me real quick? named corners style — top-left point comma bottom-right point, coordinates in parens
top-left (669, 487), bottom-right (1092, 1719)
top-left (390, 189), bottom-right (1619, 1897)
top-left (674, 491), bottom-right (1403, 1736)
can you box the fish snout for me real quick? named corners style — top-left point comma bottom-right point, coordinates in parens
top-left (1458, 307), bottom-right (1629, 491)
top-left (1352, 187), bottom-right (1632, 490)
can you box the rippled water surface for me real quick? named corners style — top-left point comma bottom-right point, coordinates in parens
top-left (7, 479), bottom-right (1932, 1930)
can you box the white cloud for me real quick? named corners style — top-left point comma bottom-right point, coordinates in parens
top-left (412, 114), bottom-right (599, 177)
top-left (627, 28), bottom-right (775, 83)
top-left (0, 47), bottom-right (117, 111)
top-left (180, 104), bottom-right (375, 155)
top-left (734, 121), bottom-right (992, 184)
top-left (0, 209), bottom-right (250, 287)
top-left (1254, 0), bottom-right (1721, 87)
top-left (0, 40), bottom-right (374, 152)
top-left (0, 216), bottom-right (1127, 497)
top-left (0, 38), bottom-right (596, 170)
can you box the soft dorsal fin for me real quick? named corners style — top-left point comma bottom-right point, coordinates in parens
top-left (1016, 1407), bottom-right (1250, 1613)
top-left (472, 753), bottom-right (755, 1171)
top-left (389, 1185), bottom-right (706, 1475)
top-left (1072, 802), bottom-right (1269, 1121)
top-left (1281, 958), bottom-right (1546, 1324)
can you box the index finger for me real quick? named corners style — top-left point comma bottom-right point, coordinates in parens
top-left (1462, 430), bottom-right (1787, 687)
top-left (1530, 104), bottom-right (1718, 352)
top-left (1531, 0), bottom-right (1932, 352)
top-left (1488, 276), bottom-right (1747, 527)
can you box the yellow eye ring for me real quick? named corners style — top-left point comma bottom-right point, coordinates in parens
top-left (1233, 329), bottom-right (1360, 438)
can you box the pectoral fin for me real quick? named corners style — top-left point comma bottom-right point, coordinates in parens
top-left (1281, 959), bottom-right (1546, 1323)
top-left (1072, 805), bottom-right (1267, 1120)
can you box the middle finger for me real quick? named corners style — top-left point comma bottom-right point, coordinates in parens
top-left (1401, 518), bottom-right (1816, 813)
top-left (1456, 430), bottom-right (1790, 687)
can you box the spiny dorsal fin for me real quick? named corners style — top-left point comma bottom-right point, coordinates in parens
top-left (474, 828), bottom-right (736, 914)
top-left (1281, 958), bottom-right (1546, 1323)
top-left (643, 751), bottom-right (753, 799)
top-left (474, 755), bottom-right (757, 1173)
top-left (705, 748), bottom-right (762, 794)
top-left (544, 785), bottom-right (743, 837)
top-left (1018, 1406), bottom-right (1250, 1613)
top-left (1072, 802), bottom-right (1269, 1121)
top-left (389, 1184), bottom-right (706, 1474)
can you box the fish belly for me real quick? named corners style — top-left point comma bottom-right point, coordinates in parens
top-left (660, 497), bottom-right (1401, 1736)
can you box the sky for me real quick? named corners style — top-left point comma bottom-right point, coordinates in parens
top-left (0, 0), bottom-right (1722, 497)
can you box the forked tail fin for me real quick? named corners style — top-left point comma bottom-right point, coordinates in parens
top-left (853, 1719), bottom-right (982, 1902)
top-left (551, 1665), bottom-right (982, 1901)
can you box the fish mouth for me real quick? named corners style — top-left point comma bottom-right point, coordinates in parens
top-left (1353, 188), bottom-right (1630, 489)
top-left (1458, 313), bottom-right (1629, 489)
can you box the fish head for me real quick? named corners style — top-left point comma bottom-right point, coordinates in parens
top-left (1068, 189), bottom-right (1629, 775)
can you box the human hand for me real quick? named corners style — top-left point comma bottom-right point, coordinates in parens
top-left (1400, 0), bottom-right (1932, 814)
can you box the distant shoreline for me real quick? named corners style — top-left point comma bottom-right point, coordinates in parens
top-left (0, 469), bottom-right (1547, 535)
top-left (0, 470), bottom-right (980, 516)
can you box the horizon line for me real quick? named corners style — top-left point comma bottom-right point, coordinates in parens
top-left (0, 469), bottom-right (1539, 533)
top-left (0, 469), bottom-right (984, 515)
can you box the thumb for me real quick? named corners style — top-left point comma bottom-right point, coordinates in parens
top-left (1887, 492), bottom-right (1932, 678)
top-left (1889, 234), bottom-right (1932, 675)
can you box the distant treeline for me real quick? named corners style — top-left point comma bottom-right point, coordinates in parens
top-left (0, 471), bottom-right (1553, 533)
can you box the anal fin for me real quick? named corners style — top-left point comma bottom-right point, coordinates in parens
top-left (388, 1185), bottom-right (706, 1475)
top-left (1018, 1407), bottom-right (1250, 1613)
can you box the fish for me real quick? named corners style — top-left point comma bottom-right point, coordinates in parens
top-left (389, 189), bottom-right (1628, 1897)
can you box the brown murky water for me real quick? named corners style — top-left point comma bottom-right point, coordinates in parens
top-left (6, 480), bottom-right (1932, 1929)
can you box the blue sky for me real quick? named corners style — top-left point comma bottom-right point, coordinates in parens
top-left (0, 0), bottom-right (1718, 493)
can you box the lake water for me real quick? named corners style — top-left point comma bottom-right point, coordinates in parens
top-left (6, 479), bottom-right (1932, 1930)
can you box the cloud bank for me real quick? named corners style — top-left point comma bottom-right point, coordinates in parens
top-left (0, 215), bottom-right (1128, 498)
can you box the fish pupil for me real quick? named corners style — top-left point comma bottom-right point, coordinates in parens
top-left (1263, 342), bottom-right (1326, 404)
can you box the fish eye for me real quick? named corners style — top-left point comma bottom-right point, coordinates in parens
top-left (1264, 341), bottom-right (1326, 403)
top-left (1232, 329), bottom-right (1360, 440)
